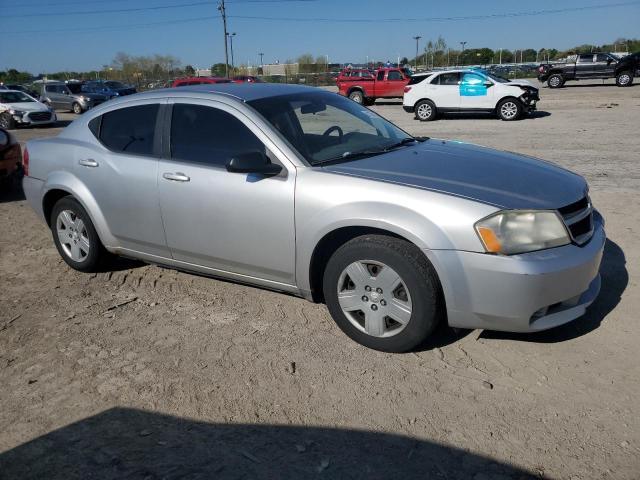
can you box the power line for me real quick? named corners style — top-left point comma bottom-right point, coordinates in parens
top-left (227, 1), bottom-right (640, 22)
top-left (2, 1), bottom-right (214, 18)
top-left (1, 0), bottom-right (313, 7)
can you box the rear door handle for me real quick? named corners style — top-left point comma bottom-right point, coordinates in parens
top-left (78, 158), bottom-right (99, 167)
top-left (163, 172), bottom-right (190, 182)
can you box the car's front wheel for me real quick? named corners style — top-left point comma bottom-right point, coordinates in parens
top-left (497, 98), bottom-right (523, 121)
top-left (323, 235), bottom-right (442, 352)
top-left (0, 112), bottom-right (15, 130)
top-left (415, 99), bottom-right (437, 121)
top-left (616, 70), bottom-right (633, 87)
top-left (51, 197), bottom-right (107, 272)
top-left (72, 102), bottom-right (83, 114)
top-left (547, 74), bottom-right (564, 88)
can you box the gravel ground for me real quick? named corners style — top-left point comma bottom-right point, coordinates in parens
top-left (0, 81), bottom-right (638, 479)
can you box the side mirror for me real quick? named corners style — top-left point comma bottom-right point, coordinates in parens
top-left (0, 129), bottom-right (8, 148)
top-left (226, 151), bottom-right (282, 176)
top-left (483, 80), bottom-right (493, 87)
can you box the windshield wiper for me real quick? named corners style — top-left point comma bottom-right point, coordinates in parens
top-left (312, 137), bottom-right (426, 166)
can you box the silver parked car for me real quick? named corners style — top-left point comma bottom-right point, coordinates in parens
top-left (22, 84), bottom-right (605, 352)
top-left (38, 82), bottom-right (109, 114)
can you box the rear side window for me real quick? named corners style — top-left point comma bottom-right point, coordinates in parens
top-left (434, 72), bottom-right (461, 85)
top-left (388, 71), bottom-right (403, 80)
top-left (170, 104), bottom-right (264, 167)
top-left (99, 104), bottom-right (159, 156)
top-left (578, 54), bottom-right (594, 63)
top-left (407, 75), bottom-right (428, 85)
top-left (377, 71), bottom-right (385, 81)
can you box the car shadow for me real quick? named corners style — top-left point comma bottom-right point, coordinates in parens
top-left (0, 183), bottom-right (26, 203)
top-left (52, 120), bottom-right (73, 128)
top-left (0, 407), bottom-right (538, 479)
top-left (479, 238), bottom-right (627, 343)
top-left (436, 111), bottom-right (551, 121)
top-left (544, 83), bottom-right (636, 88)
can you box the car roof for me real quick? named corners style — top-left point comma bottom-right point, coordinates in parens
top-left (136, 82), bottom-right (323, 102)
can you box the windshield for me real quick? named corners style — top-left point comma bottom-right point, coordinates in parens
top-left (248, 91), bottom-right (413, 165)
top-left (475, 69), bottom-right (510, 83)
top-left (105, 81), bottom-right (125, 89)
top-left (0, 91), bottom-right (35, 103)
top-left (67, 84), bottom-right (82, 94)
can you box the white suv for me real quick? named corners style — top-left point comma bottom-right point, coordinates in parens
top-left (403, 69), bottom-right (540, 121)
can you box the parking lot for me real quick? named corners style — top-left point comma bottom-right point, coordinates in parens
top-left (1, 82), bottom-right (639, 479)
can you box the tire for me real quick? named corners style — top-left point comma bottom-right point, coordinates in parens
top-left (497, 98), bottom-right (523, 121)
top-left (51, 197), bottom-right (108, 272)
top-left (348, 90), bottom-right (364, 104)
top-left (72, 102), bottom-right (83, 114)
top-left (616, 71), bottom-right (633, 87)
top-left (414, 99), bottom-right (437, 121)
top-left (322, 234), bottom-right (443, 353)
top-left (0, 112), bottom-right (15, 130)
top-left (547, 74), bottom-right (564, 88)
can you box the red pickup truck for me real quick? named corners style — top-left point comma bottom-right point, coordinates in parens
top-left (337, 67), bottom-right (412, 105)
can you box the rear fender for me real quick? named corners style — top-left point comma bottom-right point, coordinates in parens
top-left (44, 170), bottom-right (117, 248)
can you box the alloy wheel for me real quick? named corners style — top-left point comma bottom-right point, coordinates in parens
top-left (56, 209), bottom-right (90, 262)
top-left (337, 260), bottom-right (412, 338)
top-left (417, 103), bottom-right (432, 120)
top-left (618, 74), bottom-right (631, 86)
top-left (500, 101), bottom-right (518, 120)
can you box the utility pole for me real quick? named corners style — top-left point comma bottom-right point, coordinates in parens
top-left (413, 36), bottom-right (422, 70)
top-left (259, 52), bottom-right (264, 68)
top-left (227, 32), bottom-right (236, 72)
top-left (218, 0), bottom-right (230, 77)
top-left (499, 48), bottom-right (502, 64)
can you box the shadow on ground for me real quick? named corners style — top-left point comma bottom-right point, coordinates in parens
top-left (480, 238), bottom-right (627, 343)
top-left (0, 184), bottom-right (25, 204)
top-left (0, 407), bottom-right (537, 480)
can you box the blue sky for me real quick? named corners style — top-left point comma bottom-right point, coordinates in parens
top-left (1, 0), bottom-right (638, 73)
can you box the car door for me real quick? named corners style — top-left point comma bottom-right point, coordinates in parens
top-left (76, 100), bottom-right (170, 258)
top-left (386, 69), bottom-right (407, 96)
top-left (45, 85), bottom-right (63, 109)
top-left (576, 54), bottom-right (596, 78)
top-left (459, 71), bottom-right (494, 110)
top-left (374, 70), bottom-right (387, 97)
top-left (594, 53), bottom-right (617, 77)
top-left (431, 72), bottom-right (461, 109)
top-left (157, 99), bottom-right (296, 286)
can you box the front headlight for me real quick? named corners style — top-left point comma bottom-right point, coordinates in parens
top-left (10, 109), bottom-right (25, 117)
top-left (475, 210), bottom-right (570, 255)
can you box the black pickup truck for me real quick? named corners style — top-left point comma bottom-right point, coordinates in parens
top-left (538, 52), bottom-right (639, 88)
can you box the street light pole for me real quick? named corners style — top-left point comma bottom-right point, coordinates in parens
top-left (459, 41), bottom-right (467, 65)
top-left (413, 36), bottom-right (422, 70)
top-left (218, 0), bottom-right (230, 78)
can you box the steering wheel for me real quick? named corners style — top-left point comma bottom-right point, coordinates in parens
top-left (323, 125), bottom-right (344, 141)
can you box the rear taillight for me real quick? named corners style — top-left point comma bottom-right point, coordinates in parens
top-left (22, 146), bottom-right (29, 176)
top-left (403, 86), bottom-right (412, 93)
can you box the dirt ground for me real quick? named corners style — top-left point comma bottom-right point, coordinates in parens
top-left (0, 81), bottom-right (638, 479)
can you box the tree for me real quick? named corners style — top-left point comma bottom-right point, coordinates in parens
top-left (184, 65), bottom-right (196, 76)
top-left (211, 63), bottom-right (229, 76)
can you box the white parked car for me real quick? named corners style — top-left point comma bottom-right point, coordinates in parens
top-left (0, 90), bottom-right (57, 129)
top-left (403, 69), bottom-right (540, 121)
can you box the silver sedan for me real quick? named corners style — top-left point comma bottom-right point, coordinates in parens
top-left (22, 84), bottom-right (605, 352)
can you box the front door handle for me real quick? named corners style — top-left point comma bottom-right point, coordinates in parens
top-left (78, 158), bottom-right (99, 167)
top-left (163, 172), bottom-right (190, 182)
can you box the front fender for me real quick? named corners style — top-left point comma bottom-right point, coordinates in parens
top-left (43, 170), bottom-right (117, 247)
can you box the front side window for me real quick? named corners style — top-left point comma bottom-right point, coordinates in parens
top-left (249, 91), bottom-right (412, 165)
top-left (170, 103), bottom-right (264, 167)
top-left (388, 70), bottom-right (403, 81)
top-left (377, 71), bottom-right (385, 81)
top-left (99, 104), bottom-right (159, 156)
top-left (595, 54), bottom-right (611, 62)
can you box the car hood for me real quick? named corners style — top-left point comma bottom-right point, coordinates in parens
top-left (0, 101), bottom-right (49, 112)
top-left (321, 139), bottom-right (587, 210)
top-left (506, 79), bottom-right (537, 88)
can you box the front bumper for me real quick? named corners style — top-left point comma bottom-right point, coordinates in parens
top-left (427, 217), bottom-right (605, 333)
top-left (14, 111), bottom-right (56, 125)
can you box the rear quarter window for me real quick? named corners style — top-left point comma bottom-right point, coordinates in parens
top-left (98, 104), bottom-right (159, 156)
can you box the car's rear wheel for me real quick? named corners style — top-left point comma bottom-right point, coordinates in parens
top-left (497, 98), bottom-right (523, 121)
top-left (348, 90), bottom-right (364, 104)
top-left (51, 197), bottom-right (107, 272)
top-left (323, 234), bottom-right (442, 352)
top-left (415, 99), bottom-right (437, 121)
top-left (72, 102), bottom-right (83, 114)
top-left (616, 71), bottom-right (633, 87)
top-left (547, 74), bottom-right (564, 88)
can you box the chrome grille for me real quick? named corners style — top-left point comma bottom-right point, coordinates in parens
top-left (558, 196), bottom-right (593, 245)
